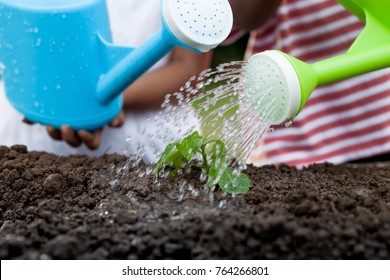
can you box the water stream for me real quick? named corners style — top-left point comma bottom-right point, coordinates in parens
top-left (113, 61), bottom-right (278, 200)
top-left (150, 61), bottom-right (276, 166)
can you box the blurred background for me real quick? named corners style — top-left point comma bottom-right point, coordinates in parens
top-left (211, 34), bottom-right (249, 68)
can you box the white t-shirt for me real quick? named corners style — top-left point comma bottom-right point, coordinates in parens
top-left (0, 0), bottom-right (198, 163)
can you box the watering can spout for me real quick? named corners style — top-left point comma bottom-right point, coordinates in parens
top-left (245, 51), bottom-right (318, 125)
top-left (96, 29), bottom-right (175, 105)
top-left (279, 52), bottom-right (318, 111)
top-left (96, 0), bottom-right (233, 105)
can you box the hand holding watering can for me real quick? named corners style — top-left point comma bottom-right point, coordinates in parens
top-left (0, 0), bottom-right (233, 132)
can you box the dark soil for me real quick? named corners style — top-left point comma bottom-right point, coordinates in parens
top-left (0, 145), bottom-right (389, 260)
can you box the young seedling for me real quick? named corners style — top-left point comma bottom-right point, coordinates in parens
top-left (154, 131), bottom-right (251, 195)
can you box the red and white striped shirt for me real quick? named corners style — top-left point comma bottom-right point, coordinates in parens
top-left (245, 0), bottom-right (390, 167)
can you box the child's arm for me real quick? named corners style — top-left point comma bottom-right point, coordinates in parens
top-left (122, 47), bottom-right (212, 110)
top-left (229, 0), bottom-right (281, 30)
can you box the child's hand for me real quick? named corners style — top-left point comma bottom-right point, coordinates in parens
top-left (45, 110), bottom-right (125, 150)
top-left (23, 111), bottom-right (125, 150)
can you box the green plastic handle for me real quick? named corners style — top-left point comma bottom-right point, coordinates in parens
top-left (314, 43), bottom-right (390, 86)
top-left (337, 0), bottom-right (366, 21)
top-left (282, 0), bottom-right (390, 112)
top-left (315, 0), bottom-right (390, 85)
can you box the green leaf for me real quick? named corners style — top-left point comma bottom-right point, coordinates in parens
top-left (154, 143), bottom-right (183, 175)
top-left (155, 143), bottom-right (175, 174)
top-left (165, 150), bottom-right (183, 170)
top-left (208, 165), bottom-right (225, 187)
top-left (154, 131), bottom-right (252, 195)
top-left (176, 131), bottom-right (203, 161)
top-left (218, 168), bottom-right (251, 195)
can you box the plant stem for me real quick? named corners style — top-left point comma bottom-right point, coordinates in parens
top-left (200, 146), bottom-right (210, 169)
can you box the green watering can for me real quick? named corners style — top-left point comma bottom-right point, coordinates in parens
top-left (244, 0), bottom-right (390, 125)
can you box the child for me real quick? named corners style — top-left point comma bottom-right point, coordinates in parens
top-left (0, 0), bottom-right (211, 162)
top-left (229, 0), bottom-right (390, 166)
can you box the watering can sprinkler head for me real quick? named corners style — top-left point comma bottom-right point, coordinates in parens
top-left (0, 0), bottom-right (233, 130)
top-left (244, 51), bottom-right (316, 125)
top-left (245, 0), bottom-right (390, 125)
top-left (161, 0), bottom-right (233, 53)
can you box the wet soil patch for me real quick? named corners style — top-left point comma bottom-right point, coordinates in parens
top-left (0, 145), bottom-right (389, 259)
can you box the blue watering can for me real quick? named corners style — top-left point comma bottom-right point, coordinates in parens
top-left (0, 0), bottom-right (233, 130)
